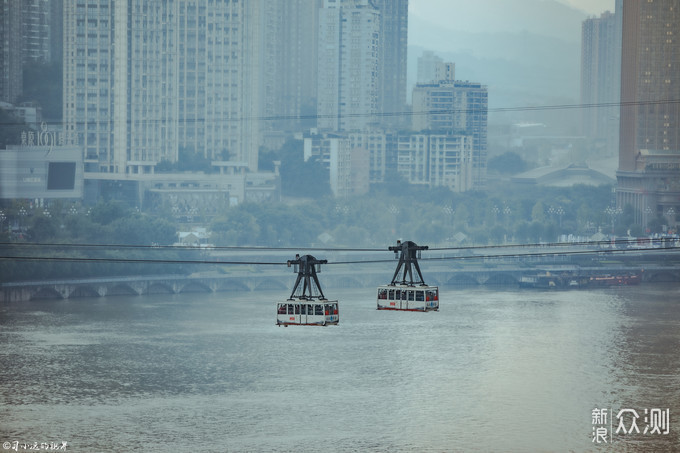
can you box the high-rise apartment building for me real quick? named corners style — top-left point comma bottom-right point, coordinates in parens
top-left (411, 80), bottom-right (488, 189)
top-left (317, 0), bottom-right (380, 132)
top-left (617, 0), bottom-right (680, 229)
top-left (580, 2), bottom-right (622, 156)
top-left (21, 0), bottom-right (52, 63)
top-left (0, 0), bottom-right (23, 104)
top-left (373, 0), bottom-right (408, 128)
top-left (63, 0), bottom-right (261, 175)
top-left (261, 0), bottom-right (321, 133)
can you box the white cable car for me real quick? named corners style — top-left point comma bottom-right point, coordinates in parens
top-left (377, 240), bottom-right (439, 312)
top-left (277, 254), bottom-right (339, 326)
top-left (276, 300), bottom-right (339, 326)
top-left (376, 285), bottom-right (439, 311)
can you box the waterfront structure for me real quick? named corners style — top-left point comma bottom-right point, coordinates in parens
top-left (617, 0), bottom-right (680, 229)
top-left (317, 0), bottom-right (381, 132)
top-left (580, 2), bottom-right (622, 156)
top-left (62, 0), bottom-right (261, 176)
top-left (411, 80), bottom-right (488, 189)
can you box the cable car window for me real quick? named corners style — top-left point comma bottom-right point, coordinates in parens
top-left (388, 289), bottom-right (395, 300)
top-left (315, 304), bottom-right (323, 315)
top-left (295, 304), bottom-right (300, 314)
top-left (287, 304), bottom-right (294, 315)
top-left (308, 304), bottom-right (314, 315)
top-left (408, 290), bottom-right (414, 301)
top-left (332, 303), bottom-right (338, 314)
top-left (416, 291), bottom-right (424, 301)
top-left (278, 304), bottom-right (286, 314)
top-left (401, 290), bottom-right (407, 300)
top-left (300, 304), bottom-right (306, 315)
top-left (379, 289), bottom-right (387, 299)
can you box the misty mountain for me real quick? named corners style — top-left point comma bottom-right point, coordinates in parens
top-left (410, 0), bottom-right (588, 42)
top-left (408, 0), bottom-right (591, 114)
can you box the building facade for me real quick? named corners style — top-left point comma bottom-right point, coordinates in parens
top-left (260, 0), bottom-right (321, 133)
top-left (317, 0), bottom-right (380, 132)
top-left (21, 0), bottom-right (52, 64)
top-left (580, 2), bottom-right (622, 156)
top-left (411, 80), bottom-right (488, 189)
top-left (373, 0), bottom-right (408, 129)
top-left (304, 129), bottom-right (475, 194)
top-left (617, 0), bottom-right (680, 230)
top-left (397, 133), bottom-right (473, 192)
top-left (0, 0), bottom-right (23, 104)
top-left (62, 0), bottom-right (261, 176)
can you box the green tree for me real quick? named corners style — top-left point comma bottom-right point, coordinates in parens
top-left (488, 151), bottom-right (528, 175)
top-left (90, 201), bottom-right (130, 225)
top-left (531, 201), bottom-right (546, 223)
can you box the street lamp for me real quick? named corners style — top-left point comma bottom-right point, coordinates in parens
top-left (666, 207), bottom-right (676, 232)
top-left (388, 205), bottom-right (400, 234)
top-left (555, 206), bottom-right (564, 227)
top-left (605, 206), bottom-right (622, 234)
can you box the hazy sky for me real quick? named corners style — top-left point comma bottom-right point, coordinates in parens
top-left (410, 0), bottom-right (615, 18)
top-left (557, 0), bottom-right (615, 15)
top-left (409, 0), bottom-right (616, 35)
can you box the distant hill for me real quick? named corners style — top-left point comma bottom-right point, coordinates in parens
top-left (409, 0), bottom-right (588, 43)
top-left (407, 0), bottom-right (592, 129)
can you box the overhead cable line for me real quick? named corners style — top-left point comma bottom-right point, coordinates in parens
top-left (0, 242), bottom-right (385, 252)
top-left (0, 238), bottom-right (674, 253)
top-left (1, 99), bottom-right (679, 127)
top-left (1, 245), bottom-right (677, 266)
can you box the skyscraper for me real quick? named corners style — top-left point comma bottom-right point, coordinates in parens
top-left (317, 0), bottom-right (380, 132)
top-left (260, 0), bottom-right (321, 133)
top-left (0, 0), bottom-right (23, 104)
top-left (374, 0), bottom-right (408, 128)
top-left (580, 2), bottom-right (622, 156)
top-left (63, 0), bottom-right (261, 175)
top-left (21, 0), bottom-right (52, 64)
top-left (617, 0), bottom-right (680, 229)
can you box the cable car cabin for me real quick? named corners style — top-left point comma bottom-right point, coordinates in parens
top-left (377, 285), bottom-right (439, 312)
top-left (377, 240), bottom-right (439, 312)
top-left (276, 300), bottom-right (339, 326)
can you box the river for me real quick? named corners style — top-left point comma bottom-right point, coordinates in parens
top-left (1, 284), bottom-right (679, 452)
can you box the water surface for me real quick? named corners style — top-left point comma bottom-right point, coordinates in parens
top-left (1, 284), bottom-right (679, 452)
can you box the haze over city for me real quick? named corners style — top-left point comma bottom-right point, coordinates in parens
top-left (1, 1), bottom-right (679, 452)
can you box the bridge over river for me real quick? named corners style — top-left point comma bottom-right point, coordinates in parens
top-left (2, 260), bottom-right (678, 302)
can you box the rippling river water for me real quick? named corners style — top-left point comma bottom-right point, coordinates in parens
top-left (1, 284), bottom-right (679, 452)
